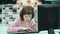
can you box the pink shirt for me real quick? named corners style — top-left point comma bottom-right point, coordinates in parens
top-left (7, 17), bottom-right (36, 32)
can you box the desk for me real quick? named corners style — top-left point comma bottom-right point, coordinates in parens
top-left (0, 26), bottom-right (60, 34)
top-left (7, 31), bottom-right (38, 34)
top-left (7, 32), bottom-right (39, 34)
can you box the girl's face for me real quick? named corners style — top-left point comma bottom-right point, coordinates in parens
top-left (23, 14), bottom-right (32, 21)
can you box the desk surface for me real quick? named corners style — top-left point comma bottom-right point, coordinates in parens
top-left (0, 26), bottom-right (60, 34)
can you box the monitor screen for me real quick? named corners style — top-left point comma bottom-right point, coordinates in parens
top-left (38, 4), bottom-right (60, 32)
top-left (0, 4), bottom-right (38, 34)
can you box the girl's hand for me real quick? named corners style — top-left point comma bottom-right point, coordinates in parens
top-left (17, 27), bottom-right (33, 32)
top-left (17, 27), bottom-right (28, 32)
top-left (24, 27), bottom-right (33, 31)
top-left (18, 27), bottom-right (27, 30)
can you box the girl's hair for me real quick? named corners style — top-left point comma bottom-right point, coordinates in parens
top-left (20, 6), bottom-right (34, 21)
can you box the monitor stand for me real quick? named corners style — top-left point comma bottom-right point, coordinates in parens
top-left (48, 29), bottom-right (55, 34)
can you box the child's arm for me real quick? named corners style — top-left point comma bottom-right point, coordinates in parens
top-left (7, 17), bottom-right (21, 32)
top-left (30, 19), bottom-right (38, 31)
top-left (7, 24), bottom-right (25, 32)
top-left (7, 25), bottom-right (19, 32)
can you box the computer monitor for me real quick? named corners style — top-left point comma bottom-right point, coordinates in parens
top-left (38, 4), bottom-right (60, 32)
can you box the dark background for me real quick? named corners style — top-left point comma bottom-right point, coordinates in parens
top-left (0, 0), bottom-right (17, 4)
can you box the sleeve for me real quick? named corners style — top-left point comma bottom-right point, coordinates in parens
top-left (30, 19), bottom-right (38, 31)
top-left (7, 17), bottom-right (20, 32)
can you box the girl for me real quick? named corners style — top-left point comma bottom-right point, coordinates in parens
top-left (7, 6), bottom-right (37, 32)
